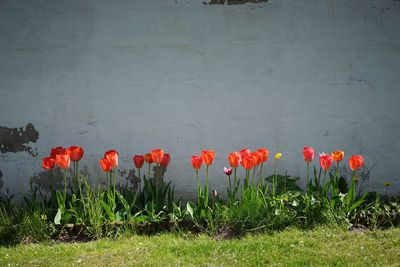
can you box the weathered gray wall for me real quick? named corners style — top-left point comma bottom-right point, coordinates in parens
top-left (1, 0), bottom-right (400, 198)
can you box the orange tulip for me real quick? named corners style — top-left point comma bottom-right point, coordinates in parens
top-left (228, 152), bottom-right (241, 168)
top-left (104, 150), bottom-right (119, 168)
top-left (332, 150), bottom-right (345, 162)
top-left (201, 150), bottom-right (215, 166)
top-left (151, 149), bottom-right (164, 165)
top-left (257, 148), bottom-right (269, 162)
top-left (55, 153), bottom-right (70, 169)
top-left (133, 155), bottom-right (145, 169)
top-left (144, 153), bottom-right (153, 164)
top-left (160, 153), bottom-right (171, 168)
top-left (42, 156), bottom-right (56, 170)
top-left (191, 155), bottom-right (202, 170)
top-left (303, 147), bottom-right (315, 163)
top-left (68, 146), bottom-right (84, 162)
top-left (349, 155), bottom-right (364, 171)
top-left (251, 152), bottom-right (262, 166)
top-left (100, 158), bottom-right (112, 172)
top-left (241, 154), bottom-right (255, 170)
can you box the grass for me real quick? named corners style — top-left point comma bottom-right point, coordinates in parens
top-left (1, 227), bottom-right (400, 266)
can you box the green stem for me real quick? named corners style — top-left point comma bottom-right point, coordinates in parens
top-left (77, 161), bottom-right (82, 199)
top-left (306, 162), bottom-right (310, 193)
top-left (156, 164), bottom-right (159, 206)
top-left (258, 162), bottom-right (264, 187)
top-left (113, 168), bottom-right (116, 194)
top-left (252, 166), bottom-right (256, 186)
top-left (63, 169), bottom-right (67, 202)
top-left (196, 169), bottom-right (199, 190)
top-left (233, 168), bottom-right (238, 197)
top-left (228, 175), bottom-right (232, 193)
top-left (273, 160), bottom-right (279, 196)
top-left (335, 162), bottom-right (340, 193)
top-left (205, 166), bottom-right (209, 206)
top-left (138, 168), bottom-right (141, 192)
top-left (245, 169), bottom-right (249, 188)
top-left (148, 163), bottom-right (151, 179)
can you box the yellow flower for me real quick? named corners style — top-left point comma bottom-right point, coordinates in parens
top-left (384, 182), bottom-right (391, 187)
top-left (275, 152), bottom-right (282, 160)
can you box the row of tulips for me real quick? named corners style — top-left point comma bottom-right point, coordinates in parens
top-left (40, 145), bottom-right (368, 227)
top-left (42, 146), bottom-right (364, 191)
top-left (302, 147), bottom-right (364, 171)
top-left (42, 147), bottom-right (171, 176)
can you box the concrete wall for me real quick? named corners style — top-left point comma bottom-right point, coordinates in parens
top-left (1, 0), bottom-right (400, 198)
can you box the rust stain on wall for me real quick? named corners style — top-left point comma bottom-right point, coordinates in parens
top-left (0, 123), bottom-right (39, 157)
top-left (203, 0), bottom-right (267, 5)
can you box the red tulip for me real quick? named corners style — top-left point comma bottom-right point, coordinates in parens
top-left (50, 146), bottom-right (65, 158)
top-left (151, 149), bottom-right (164, 165)
top-left (228, 152), bottom-right (241, 168)
top-left (349, 155), bottom-right (364, 171)
top-left (224, 167), bottom-right (233, 176)
top-left (319, 153), bottom-right (333, 170)
top-left (55, 153), bottom-right (70, 169)
top-left (104, 150), bottom-right (118, 168)
top-left (303, 147), bottom-right (315, 163)
top-left (68, 146), bottom-right (84, 162)
top-left (332, 150), bottom-right (345, 163)
top-left (239, 148), bottom-right (251, 158)
top-left (257, 148), bottom-right (269, 162)
top-left (133, 155), bottom-right (145, 169)
top-left (100, 158), bottom-right (112, 172)
top-left (241, 154), bottom-right (255, 170)
top-left (160, 153), bottom-right (171, 168)
top-left (145, 153), bottom-right (153, 164)
top-left (42, 156), bottom-right (56, 170)
top-left (201, 150), bottom-right (215, 166)
top-left (191, 155), bottom-right (203, 170)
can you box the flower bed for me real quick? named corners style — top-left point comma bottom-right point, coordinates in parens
top-left (1, 146), bottom-right (399, 244)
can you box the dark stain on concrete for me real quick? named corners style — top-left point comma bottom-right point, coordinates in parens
top-left (203, 0), bottom-right (267, 5)
top-left (0, 123), bottom-right (39, 157)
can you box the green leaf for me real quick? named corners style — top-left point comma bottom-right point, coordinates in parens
top-left (54, 208), bottom-right (62, 225)
top-left (101, 201), bottom-right (115, 221)
top-left (349, 192), bottom-right (368, 212)
top-left (186, 202), bottom-right (194, 218)
top-left (116, 191), bottom-right (130, 212)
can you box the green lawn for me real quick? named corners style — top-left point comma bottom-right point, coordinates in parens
top-left (1, 227), bottom-right (399, 266)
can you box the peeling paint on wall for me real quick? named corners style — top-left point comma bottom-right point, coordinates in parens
top-left (203, 0), bottom-right (267, 5)
top-left (0, 123), bottom-right (39, 157)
